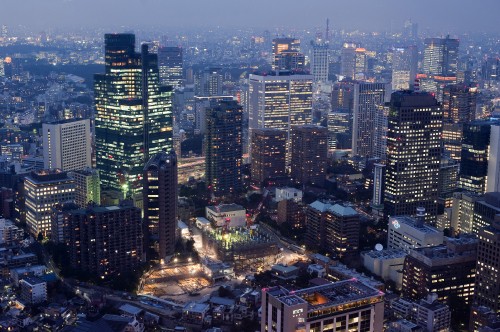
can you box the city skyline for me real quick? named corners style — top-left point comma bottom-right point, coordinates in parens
top-left (1, 0), bottom-right (500, 34)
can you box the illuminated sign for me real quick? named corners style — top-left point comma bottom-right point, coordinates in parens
top-left (392, 220), bottom-right (401, 229)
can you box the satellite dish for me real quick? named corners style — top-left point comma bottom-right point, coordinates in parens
top-left (375, 243), bottom-right (383, 251)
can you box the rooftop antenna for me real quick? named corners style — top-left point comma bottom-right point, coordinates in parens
top-left (326, 18), bottom-right (330, 43)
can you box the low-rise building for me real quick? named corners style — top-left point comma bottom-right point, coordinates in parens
top-left (271, 264), bottom-right (299, 280)
top-left (20, 276), bottom-right (47, 304)
top-left (206, 204), bottom-right (246, 228)
top-left (182, 302), bottom-right (210, 324)
top-left (391, 294), bottom-right (451, 332)
top-left (363, 249), bottom-right (406, 289)
top-left (275, 187), bottom-right (303, 202)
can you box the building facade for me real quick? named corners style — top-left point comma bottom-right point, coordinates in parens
top-left (250, 128), bottom-right (287, 185)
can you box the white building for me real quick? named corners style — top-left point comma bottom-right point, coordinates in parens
top-left (20, 276), bottom-right (47, 304)
top-left (363, 249), bottom-right (406, 289)
top-left (387, 214), bottom-right (444, 254)
top-left (311, 43), bottom-right (329, 82)
top-left (68, 168), bottom-right (100, 208)
top-left (43, 119), bottom-right (92, 171)
top-left (11, 265), bottom-right (47, 285)
top-left (275, 187), bottom-right (303, 203)
top-left (206, 204), bottom-right (246, 228)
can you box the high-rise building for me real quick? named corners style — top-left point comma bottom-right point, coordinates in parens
top-left (459, 121), bottom-right (495, 194)
top-left (290, 125), bottom-right (328, 186)
top-left (24, 169), bottom-right (75, 237)
top-left (271, 37), bottom-right (304, 72)
top-left (327, 109), bottom-right (351, 150)
top-left (324, 203), bottom-right (360, 259)
top-left (442, 122), bottom-right (463, 161)
top-left (438, 157), bottom-right (459, 208)
top-left (391, 295), bottom-right (452, 332)
top-left (373, 104), bottom-right (389, 160)
top-left (372, 163), bottom-right (386, 217)
top-left (384, 91), bottom-right (442, 221)
top-left (158, 46), bottom-right (183, 88)
top-left (205, 100), bottom-right (243, 197)
top-left (352, 82), bottom-right (391, 157)
top-left (442, 84), bottom-right (477, 123)
top-left (196, 67), bottom-right (223, 96)
top-left (423, 36), bottom-right (459, 77)
top-left (261, 280), bottom-right (384, 332)
top-left (311, 42), bottom-right (329, 82)
top-left (68, 168), bottom-right (100, 208)
top-left (403, 20), bottom-right (418, 39)
top-left (250, 128), bottom-right (287, 185)
top-left (94, 34), bottom-right (173, 203)
top-left (43, 119), bottom-right (92, 171)
top-left (401, 236), bottom-right (477, 304)
top-left (473, 217), bottom-right (500, 316)
top-left (450, 191), bottom-right (482, 234)
top-left (194, 96), bottom-right (234, 135)
top-left (392, 46), bottom-right (418, 91)
top-left (472, 192), bottom-right (500, 235)
top-left (487, 124), bottom-right (500, 193)
top-left (248, 72), bottom-right (313, 160)
top-left (143, 150), bottom-right (178, 262)
top-left (340, 42), bottom-right (357, 79)
top-left (64, 201), bottom-right (143, 280)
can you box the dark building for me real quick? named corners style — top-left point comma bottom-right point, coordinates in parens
top-left (442, 84), bottom-right (477, 123)
top-left (472, 192), bottom-right (500, 235)
top-left (459, 121), bottom-right (497, 194)
top-left (250, 128), bottom-right (287, 185)
top-left (65, 201), bottom-right (143, 280)
top-left (324, 204), bottom-right (360, 260)
top-left (290, 125), bottom-right (328, 186)
top-left (402, 236), bottom-right (477, 305)
top-left (143, 150), bottom-right (178, 261)
top-left (473, 216), bottom-right (500, 317)
top-left (277, 199), bottom-right (304, 230)
top-left (158, 46), bottom-right (183, 88)
top-left (95, 33), bottom-right (173, 202)
top-left (205, 100), bottom-right (243, 197)
top-left (423, 36), bottom-right (459, 77)
top-left (384, 91), bottom-right (442, 222)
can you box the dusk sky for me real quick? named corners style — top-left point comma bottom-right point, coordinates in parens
top-left (1, 0), bottom-right (499, 33)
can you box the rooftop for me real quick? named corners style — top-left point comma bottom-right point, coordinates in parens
top-left (363, 249), bottom-right (407, 259)
top-left (206, 203), bottom-right (245, 213)
top-left (390, 216), bottom-right (441, 234)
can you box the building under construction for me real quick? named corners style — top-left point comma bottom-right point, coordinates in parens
top-left (201, 226), bottom-right (279, 271)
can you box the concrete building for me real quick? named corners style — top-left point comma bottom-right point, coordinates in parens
top-left (68, 168), bottom-right (100, 208)
top-left (311, 42), bottom-right (329, 82)
top-left (438, 157), bottom-right (459, 208)
top-left (487, 124), bottom-right (500, 193)
top-left (472, 192), bottom-right (500, 234)
top-left (24, 169), bottom-right (75, 237)
top-left (20, 276), bottom-right (47, 304)
top-left (391, 294), bottom-right (451, 332)
top-left (450, 191), bottom-right (482, 234)
top-left (261, 280), bottom-right (384, 332)
top-left (363, 249), bottom-right (406, 289)
top-left (206, 204), bottom-right (246, 228)
top-left (290, 125), bottom-right (328, 186)
top-left (392, 46), bottom-right (418, 91)
top-left (275, 187), bottom-right (303, 203)
top-left (388, 211), bottom-right (444, 254)
top-left (194, 96), bottom-right (234, 135)
top-left (324, 203), bottom-right (360, 259)
top-left (250, 128), bottom-right (287, 185)
top-left (402, 236), bottom-right (477, 304)
top-left (42, 119), bottom-right (91, 171)
top-left (277, 199), bottom-right (304, 229)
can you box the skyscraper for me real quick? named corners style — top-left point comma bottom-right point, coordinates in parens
top-left (250, 128), bottom-right (287, 185)
top-left (459, 121), bottom-right (494, 194)
top-left (205, 100), bottom-right (243, 197)
top-left (271, 37), bottom-right (304, 72)
top-left (143, 150), bottom-right (177, 261)
top-left (68, 168), bottom-right (101, 208)
top-left (487, 124), bottom-right (500, 193)
top-left (196, 67), bottom-right (223, 96)
top-left (43, 119), bottom-right (92, 171)
top-left (248, 72), bottom-right (313, 161)
top-left (290, 125), bottom-right (328, 186)
top-left (384, 91), bottom-right (442, 221)
top-left (423, 36), bottom-right (459, 77)
top-left (392, 46), bottom-right (418, 91)
top-left (340, 42), bottom-right (357, 79)
top-left (311, 42), bottom-right (329, 82)
top-left (352, 82), bottom-right (391, 157)
top-left (158, 46), bottom-right (183, 88)
top-left (94, 34), bottom-right (173, 203)
top-left (442, 84), bottom-right (477, 123)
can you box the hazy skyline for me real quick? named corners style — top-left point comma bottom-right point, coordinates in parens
top-left (1, 0), bottom-right (499, 34)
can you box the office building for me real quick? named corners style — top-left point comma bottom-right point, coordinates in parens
top-left (248, 72), bottom-right (313, 161)
top-left (65, 201), bottom-right (143, 280)
top-left (442, 84), bottom-right (477, 123)
top-left (205, 100), bottom-right (243, 197)
top-left (25, 169), bottom-right (75, 237)
top-left (261, 280), bottom-right (384, 332)
top-left (277, 199), bottom-right (304, 229)
top-left (305, 200), bottom-right (331, 251)
top-left (311, 42), bottom-right (329, 82)
top-left (470, 306), bottom-right (500, 332)
top-left (438, 157), bottom-right (459, 208)
top-left (372, 163), bottom-right (386, 218)
top-left (451, 191), bottom-right (482, 234)
top-left (472, 192), bottom-right (500, 235)
top-left (363, 249), bottom-right (406, 289)
top-left (391, 294), bottom-right (451, 332)
top-left (196, 67), bottom-right (223, 96)
top-left (352, 82), bottom-right (391, 157)
top-left (442, 122), bottom-right (463, 161)
top-left (324, 203), bottom-right (360, 259)
top-left (459, 121), bottom-right (496, 194)
top-left (327, 109), bottom-right (351, 151)
top-left (68, 168), bottom-right (100, 208)
top-left (340, 42), bottom-right (357, 79)
top-left (392, 46), bottom-right (418, 91)
top-left (384, 91), bottom-right (442, 221)
top-left (423, 36), bottom-right (459, 77)
top-left (143, 150), bottom-right (177, 261)
top-left (487, 124), bottom-right (500, 193)
top-left (290, 125), bottom-right (328, 186)
top-left (250, 128), bottom-right (287, 185)
top-left (194, 96), bottom-right (234, 135)
top-left (272, 37), bottom-right (304, 72)
top-left (206, 203), bottom-right (246, 228)
top-left (43, 119), bottom-right (91, 171)
top-left (402, 236), bottom-right (477, 304)
top-left (388, 210), bottom-right (444, 254)
top-left (95, 33), bottom-right (173, 203)
top-left (158, 46), bottom-right (183, 88)
top-left (473, 218), bottom-right (500, 317)
top-left (373, 104), bottom-right (389, 160)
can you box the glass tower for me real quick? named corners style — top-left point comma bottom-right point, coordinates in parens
top-left (95, 34), bottom-right (173, 202)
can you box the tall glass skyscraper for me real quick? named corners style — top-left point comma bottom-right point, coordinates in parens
top-left (94, 34), bottom-right (173, 203)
